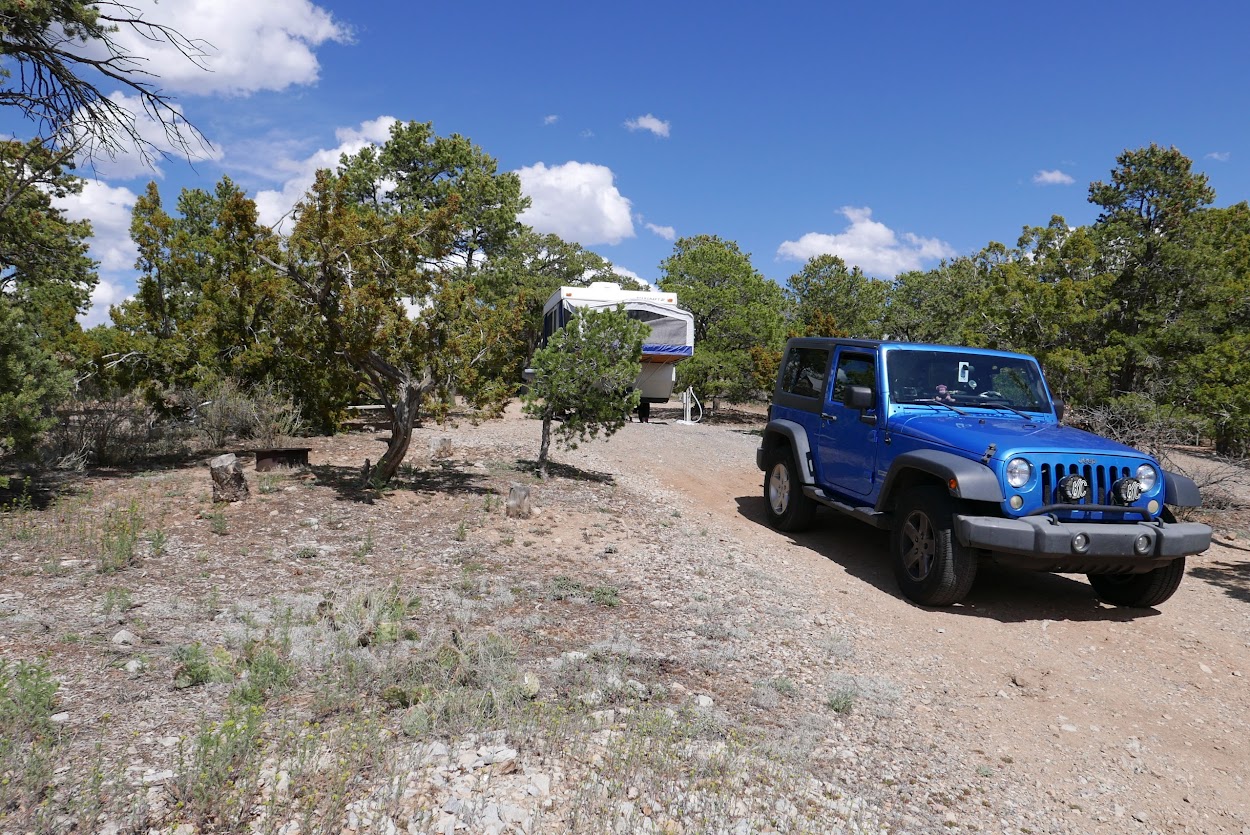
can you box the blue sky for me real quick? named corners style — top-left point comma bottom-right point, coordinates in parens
top-left (9, 1), bottom-right (1248, 324)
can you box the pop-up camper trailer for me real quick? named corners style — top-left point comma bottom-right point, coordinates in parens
top-left (538, 282), bottom-right (695, 418)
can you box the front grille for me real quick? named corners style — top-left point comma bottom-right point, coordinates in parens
top-left (1040, 461), bottom-right (1132, 506)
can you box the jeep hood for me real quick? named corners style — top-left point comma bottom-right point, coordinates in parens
top-left (887, 413), bottom-right (1150, 461)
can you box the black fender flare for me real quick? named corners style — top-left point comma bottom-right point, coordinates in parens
top-left (758, 419), bottom-right (816, 485)
top-left (876, 450), bottom-right (1003, 511)
top-left (1163, 470), bottom-right (1202, 508)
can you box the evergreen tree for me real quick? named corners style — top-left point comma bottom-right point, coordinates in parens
top-left (522, 308), bottom-right (646, 478)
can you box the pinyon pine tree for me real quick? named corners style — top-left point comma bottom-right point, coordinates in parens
top-left (523, 308), bottom-right (646, 478)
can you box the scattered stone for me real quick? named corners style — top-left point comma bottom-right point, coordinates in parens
top-left (111, 629), bottom-right (140, 646)
top-left (506, 483), bottom-right (532, 518)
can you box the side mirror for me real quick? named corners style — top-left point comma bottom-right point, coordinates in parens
top-left (1053, 398), bottom-right (1066, 422)
top-left (845, 385), bottom-right (874, 410)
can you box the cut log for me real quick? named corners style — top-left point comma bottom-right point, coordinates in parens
top-left (209, 453), bottom-right (249, 503)
top-left (506, 483), bottom-right (532, 519)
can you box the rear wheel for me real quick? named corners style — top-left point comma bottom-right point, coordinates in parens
top-left (1087, 558), bottom-right (1186, 608)
top-left (763, 447), bottom-right (816, 532)
top-left (891, 486), bottom-right (978, 606)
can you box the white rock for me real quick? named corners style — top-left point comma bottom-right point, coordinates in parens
top-left (111, 629), bottom-right (140, 646)
top-left (695, 694), bottom-right (714, 708)
top-left (50, 712), bottom-right (70, 724)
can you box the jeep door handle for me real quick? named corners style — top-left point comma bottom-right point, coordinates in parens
top-left (821, 413), bottom-right (836, 422)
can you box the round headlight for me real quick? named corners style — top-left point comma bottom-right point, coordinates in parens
top-left (1135, 464), bottom-right (1158, 492)
top-left (1006, 458), bottom-right (1032, 488)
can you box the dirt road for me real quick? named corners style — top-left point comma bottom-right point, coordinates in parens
top-left (582, 408), bottom-right (1250, 834)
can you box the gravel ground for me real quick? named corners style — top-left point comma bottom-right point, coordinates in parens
top-left (1, 402), bottom-right (1248, 834)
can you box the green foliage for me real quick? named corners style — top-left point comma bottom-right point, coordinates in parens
top-left (172, 643), bottom-right (234, 689)
top-left (109, 178), bottom-right (298, 409)
top-left (231, 640), bottom-right (295, 706)
top-left (659, 235), bottom-right (786, 403)
top-left (787, 254), bottom-right (888, 338)
top-left (169, 705), bottom-right (265, 829)
top-left (0, 140), bottom-right (94, 458)
top-left (522, 307), bottom-right (646, 475)
top-left (98, 501), bottom-right (143, 574)
top-left (0, 297), bottom-right (70, 458)
top-left (0, 659), bottom-right (61, 813)
top-left (270, 121), bottom-right (530, 483)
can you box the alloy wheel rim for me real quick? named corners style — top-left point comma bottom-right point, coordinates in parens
top-left (902, 510), bottom-right (935, 580)
top-left (769, 464), bottom-right (790, 515)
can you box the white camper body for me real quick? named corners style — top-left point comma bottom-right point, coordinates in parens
top-left (540, 282), bottom-right (695, 403)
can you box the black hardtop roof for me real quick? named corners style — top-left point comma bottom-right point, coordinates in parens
top-left (783, 338), bottom-right (1036, 362)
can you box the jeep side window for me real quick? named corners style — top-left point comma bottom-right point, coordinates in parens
top-left (832, 354), bottom-right (875, 403)
top-left (782, 348), bottom-right (830, 398)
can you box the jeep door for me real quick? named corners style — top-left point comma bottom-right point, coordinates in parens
top-left (814, 348), bottom-right (879, 497)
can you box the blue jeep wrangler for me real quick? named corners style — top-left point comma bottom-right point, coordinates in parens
top-left (757, 339), bottom-right (1212, 607)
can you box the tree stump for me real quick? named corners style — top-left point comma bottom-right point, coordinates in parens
top-left (506, 483), bottom-right (532, 518)
top-left (209, 453), bottom-right (249, 503)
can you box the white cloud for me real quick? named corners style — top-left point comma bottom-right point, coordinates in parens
top-left (1033, 169), bottom-right (1075, 186)
top-left (580, 129), bottom-right (595, 139)
top-left (1206, 151), bottom-right (1231, 162)
top-left (624, 114), bottom-right (670, 138)
top-left (81, 278), bottom-right (131, 327)
top-left (98, 0), bottom-right (352, 97)
top-left (56, 180), bottom-right (139, 272)
top-left (645, 222), bottom-right (675, 241)
top-left (777, 207), bottom-right (955, 276)
top-left (516, 161), bottom-right (635, 246)
top-left (608, 265), bottom-right (644, 283)
top-left (253, 116), bottom-right (397, 229)
top-left (54, 180), bottom-right (140, 325)
top-left (543, 115), bottom-right (559, 125)
top-left (74, 92), bottom-right (223, 180)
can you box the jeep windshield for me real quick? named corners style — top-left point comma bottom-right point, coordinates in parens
top-left (885, 349), bottom-right (1050, 413)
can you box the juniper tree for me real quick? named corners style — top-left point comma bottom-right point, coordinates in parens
top-left (523, 307), bottom-right (646, 478)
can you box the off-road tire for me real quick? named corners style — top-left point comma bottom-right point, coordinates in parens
top-left (891, 486), bottom-right (978, 606)
top-left (763, 447), bottom-right (816, 532)
top-left (1087, 558), bottom-right (1186, 608)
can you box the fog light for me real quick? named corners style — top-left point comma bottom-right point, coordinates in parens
top-left (1072, 532), bottom-right (1090, 553)
top-left (1009, 495), bottom-right (1024, 510)
top-left (1112, 477), bottom-right (1143, 504)
top-left (1134, 534), bottom-right (1152, 555)
top-left (1058, 474), bottom-right (1089, 503)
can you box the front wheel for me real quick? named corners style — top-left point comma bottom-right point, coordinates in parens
top-left (1087, 558), bottom-right (1186, 608)
top-left (891, 486), bottom-right (978, 606)
top-left (763, 447), bottom-right (816, 532)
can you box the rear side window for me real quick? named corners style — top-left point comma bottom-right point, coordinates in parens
top-left (781, 348), bottom-right (830, 397)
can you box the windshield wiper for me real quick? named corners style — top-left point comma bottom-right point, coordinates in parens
top-left (975, 402), bottom-right (1032, 419)
top-left (893, 399), bottom-right (969, 416)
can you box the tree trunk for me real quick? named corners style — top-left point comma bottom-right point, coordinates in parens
top-left (209, 453), bottom-right (248, 502)
top-left (538, 414), bottom-right (552, 478)
top-left (369, 368), bottom-right (428, 487)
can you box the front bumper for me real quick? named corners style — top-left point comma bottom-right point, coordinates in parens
top-left (953, 514), bottom-right (1211, 572)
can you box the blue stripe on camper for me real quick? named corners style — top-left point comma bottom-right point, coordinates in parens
top-left (641, 344), bottom-right (694, 362)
